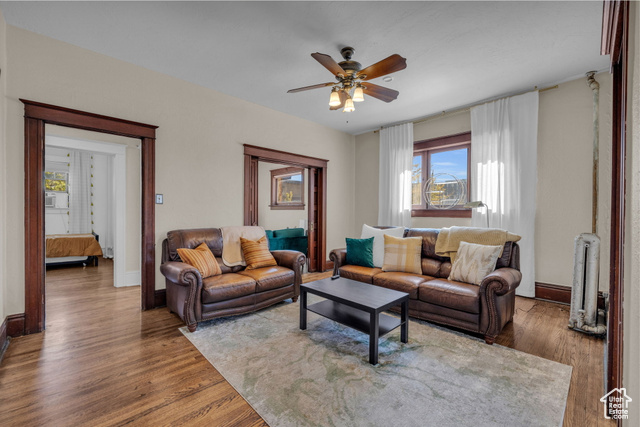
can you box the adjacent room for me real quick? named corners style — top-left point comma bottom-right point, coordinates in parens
top-left (0, 2), bottom-right (638, 426)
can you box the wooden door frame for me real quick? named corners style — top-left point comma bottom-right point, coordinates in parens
top-left (601, 0), bottom-right (628, 404)
top-left (243, 144), bottom-right (328, 272)
top-left (22, 99), bottom-right (158, 334)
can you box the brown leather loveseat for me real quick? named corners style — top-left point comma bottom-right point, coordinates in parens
top-left (330, 228), bottom-right (521, 344)
top-left (160, 228), bottom-right (306, 331)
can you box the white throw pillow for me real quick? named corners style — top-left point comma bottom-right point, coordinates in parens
top-left (361, 224), bottom-right (405, 268)
top-left (448, 241), bottom-right (503, 285)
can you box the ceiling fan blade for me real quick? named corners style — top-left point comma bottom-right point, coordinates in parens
top-left (330, 90), bottom-right (348, 110)
top-left (311, 52), bottom-right (347, 76)
top-left (287, 82), bottom-right (335, 93)
top-left (362, 82), bottom-right (399, 103)
top-left (357, 54), bottom-right (407, 81)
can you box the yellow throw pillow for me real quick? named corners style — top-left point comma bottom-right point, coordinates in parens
top-left (382, 235), bottom-right (423, 275)
top-left (177, 242), bottom-right (222, 278)
top-left (448, 241), bottom-right (503, 285)
top-left (240, 236), bottom-right (278, 270)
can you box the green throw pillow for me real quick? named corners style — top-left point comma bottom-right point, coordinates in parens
top-left (346, 237), bottom-right (375, 268)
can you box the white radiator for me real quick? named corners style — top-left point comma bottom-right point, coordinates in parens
top-left (568, 233), bottom-right (606, 335)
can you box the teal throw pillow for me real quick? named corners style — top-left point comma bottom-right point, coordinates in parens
top-left (346, 237), bottom-right (375, 268)
top-left (265, 230), bottom-right (275, 239)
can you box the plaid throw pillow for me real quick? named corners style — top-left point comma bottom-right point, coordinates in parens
top-left (177, 242), bottom-right (222, 278)
top-left (240, 236), bottom-right (278, 270)
top-left (381, 235), bottom-right (423, 275)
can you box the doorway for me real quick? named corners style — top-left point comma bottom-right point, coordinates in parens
top-left (243, 144), bottom-right (328, 272)
top-left (22, 99), bottom-right (157, 335)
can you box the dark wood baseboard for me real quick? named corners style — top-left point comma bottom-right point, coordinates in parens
top-left (7, 313), bottom-right (26, 337)
top-left (154, 289), bottom-right (167, 308)
top-left (1, 313), bottom-right (26, 361)
top-left (535, 282), bottom-right (606, 310)
top-left (0, 317), bottom-right (7, 358)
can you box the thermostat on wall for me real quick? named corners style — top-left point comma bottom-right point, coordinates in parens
top-left (156, 194), bottom-right (163, 204)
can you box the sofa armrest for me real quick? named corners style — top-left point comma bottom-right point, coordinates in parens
top-left (479, 268), bottom-right (522, 297)
top-left (160, 261), bottom-right (202, 286)
top-left (329, 248), bottom-right (347, 276)
top-left (271, 250), bottom-right (306, 296)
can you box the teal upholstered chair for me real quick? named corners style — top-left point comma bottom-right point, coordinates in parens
top-left (266, 228), bottom-right (308, 255)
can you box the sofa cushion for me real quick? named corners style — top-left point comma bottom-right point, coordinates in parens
top-left (418, 279), bottom-right (480, 314)
top-left (177, 242), bottom-right (222, 278)
top-left (382, 235), bottom-right (423, 275)
top-left (238, 266), bottom-right (294, 293)
top-left (361, 224), bottom-right (405, 268)
top-left (448, 241), bottom-right (503, 285)
top-left (240, 236), bottom-right (278, 270)
top-left (421, 258), bottom-right (443, 277)
top-left (346, 237), bottom-right (374, 268)
top-left (339, 265), bottom-right (383, 284)
top-left (273, 228), bottom-right (305, 238)
top-left (202, 273), bottom-right (256, 304)
top-left (373, 272), bottom-right (431, 299)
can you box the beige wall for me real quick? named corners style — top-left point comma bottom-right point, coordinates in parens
top-left (0, 9), bottom-right (6, 322)
top-left (354, 73), bottom-right (612, 291)
top-left (3, 26), bottom-right (355, 315)
top-left (45, 125), bottom-right (142, 277)
top-left (258, 163), bottom-right (308, 231)
top-left (624, 1), bottom-right (639, 423)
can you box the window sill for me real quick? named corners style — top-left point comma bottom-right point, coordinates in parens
top-left (412, 209), bottom-right (471, 218)
top-left (269, 204), bottom-right (305, 211)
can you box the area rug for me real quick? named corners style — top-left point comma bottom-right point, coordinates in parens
top-left (181, 296), bottom-right (571, 427)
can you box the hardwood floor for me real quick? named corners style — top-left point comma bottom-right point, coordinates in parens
top-left (0, 261), bottom-right (612, 426)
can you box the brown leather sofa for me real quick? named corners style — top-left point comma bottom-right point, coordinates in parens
top-left (329, 228), bottom-right (521, 344)
top-left (160, 228), bottom-right (306, 332)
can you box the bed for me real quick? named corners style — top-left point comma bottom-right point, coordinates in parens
top-left (45, 232), bottom-right (103, 267)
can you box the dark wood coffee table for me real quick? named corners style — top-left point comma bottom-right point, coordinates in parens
top-left (300, 276), bottom-right (409, 365)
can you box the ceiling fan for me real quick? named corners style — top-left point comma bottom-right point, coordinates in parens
top-left (287, 46), bottom-right (407, 112)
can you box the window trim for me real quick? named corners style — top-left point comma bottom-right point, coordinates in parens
top-left (270, 166), bottom-right (305, 210)
top-left (412, 131), bottom-right (472, 218)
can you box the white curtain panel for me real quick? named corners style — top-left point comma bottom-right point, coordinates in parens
top-left (470, 91), bottom-right (539, 297)
top-left (102, 155), bottom-right (115, 258)
top-left (68, 151), bottom-right (93, 234)
top-left (378, 122), bottom-right (414, 228)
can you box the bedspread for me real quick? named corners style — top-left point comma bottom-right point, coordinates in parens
top-left (46, 234), bottom-right (103, 258)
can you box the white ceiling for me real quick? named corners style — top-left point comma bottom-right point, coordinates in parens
top-left (0, 1), bottom-right (610, 135)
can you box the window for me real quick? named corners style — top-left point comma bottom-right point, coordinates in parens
top-left (412, 132), bottom-right (471, 217)
top-left (44, 167), bottom-right (70, 209)
top-left (270, 167), bottom-right (305, 210)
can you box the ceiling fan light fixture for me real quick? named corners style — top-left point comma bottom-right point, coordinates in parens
top-left (328, 88), bottom-right (341, 106)
top-left (343, 97), bottom-right (355, 113)
top-left (353, 84), bottom-right (364, 102)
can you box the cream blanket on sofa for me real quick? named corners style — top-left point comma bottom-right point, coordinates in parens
top-left (220, 226), bottom-right (266, 267)
top-left (435, 226), bottom-right (521, 262)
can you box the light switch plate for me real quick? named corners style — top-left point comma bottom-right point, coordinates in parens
top-left (156, 194), bottom-right (163, 204)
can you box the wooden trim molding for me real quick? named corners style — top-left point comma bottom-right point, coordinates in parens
top-left (535, 282), bottom-right (572, 305)
top-left (535, 282), bottom-right (606, 310)
top-left (244, 144), bottom-right (329, 169)
top-left (243, 144), bottom-right (328, 272)
top-left (602, 0), bottom-right (628, 405)
top-left (1, 314), bottom-right (27, 362)
top-left (412, 209), bottom-right (472, 218)
top-left (22, 99), bottom-right (158, 334)
top-left (154, 290), bottom-right (167, 308)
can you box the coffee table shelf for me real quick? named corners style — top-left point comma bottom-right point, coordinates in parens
top-left (307, 299), bottom-right (402, 336)
top-left (300, 277), bottom-right (409, 365)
